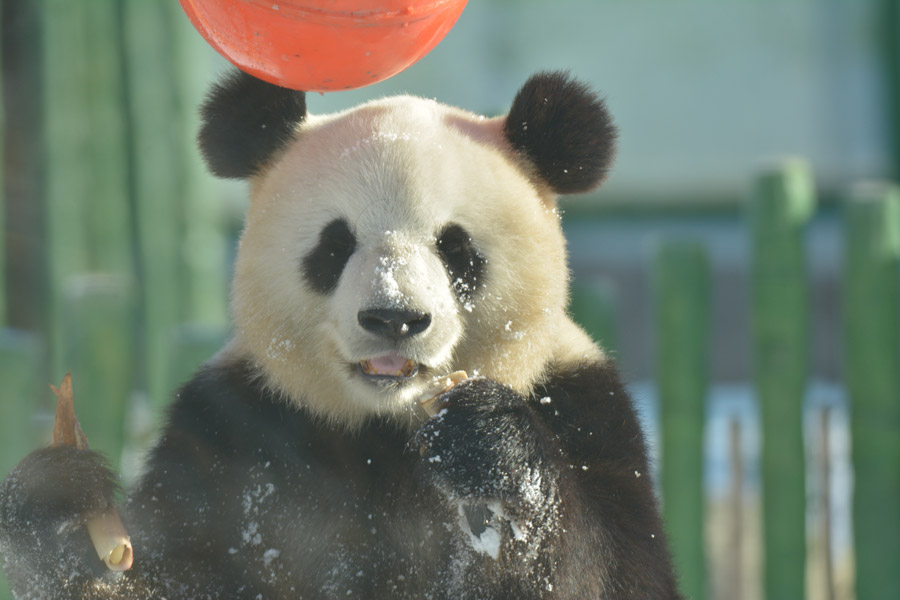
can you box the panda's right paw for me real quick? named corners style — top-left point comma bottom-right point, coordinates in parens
top-left (0, 446), bottom-right (118, 564)
top-left (412, 378), bottom-right (550, 504)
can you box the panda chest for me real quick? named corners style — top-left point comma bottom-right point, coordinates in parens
top-left (227, 445), bottom-right (454, 594)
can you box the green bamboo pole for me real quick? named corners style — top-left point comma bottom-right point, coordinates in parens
top-left (0, 35), bottom-right (13, 600)
top-left (569, 280), bottom-right (618, 354)
top-left (748, 160), bottom-right (815, 600)
top-left (41, 0), bottom-right (92, 375)
top-left (0, 5), bottom-right (5, 329)
top-left (655, 241), bottom-right (709, 600)
top-left (41, 0), bottom-right (136, 470)
top-left (122, 0), bottom-right (184, 412)
top-left (60, 275), bottom-right (134, 467)
top-left (41, 0), bottom-right (133, 364)
top-left (843, 183), bottom-right (900, 600)
top-left (82, 1), bottom-right (131, 275)
top-left (877, 0), bottom-right (900, 181)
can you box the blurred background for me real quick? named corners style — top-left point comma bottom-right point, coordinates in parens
top-left (1, 1), bottom-right (899, 599)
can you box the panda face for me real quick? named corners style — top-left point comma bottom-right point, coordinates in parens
top-left (204, 71), bottom-right (617, 426)
top-left (230, 97), bottom-right (575, 425)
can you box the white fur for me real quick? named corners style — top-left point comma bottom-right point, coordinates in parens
top-left (229, 96), bottom-right (601, 427)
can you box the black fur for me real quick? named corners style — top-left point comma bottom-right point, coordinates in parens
top-left (504, 71), bottom-right (618, 194)
top-left (0, 447), bottom-right (120, 592)
top-left (415, 378), bottom-right (548, 501)
top-left (301, 218), bottom-right (357, 294)
top-left (0, 359), bottom-right (680, 598)
top-left (198, 70), bottom-right (307, 179)
top-left (436, 224), bottom-right (484, 305)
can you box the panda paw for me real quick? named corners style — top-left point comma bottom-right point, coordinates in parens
top-left (0, 446), bottom-right (119, 572)
top-left (413, 378), bottom-right (553, 506)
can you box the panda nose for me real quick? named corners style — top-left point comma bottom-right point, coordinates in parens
top-left (358, 308), bottom-right (432, 340)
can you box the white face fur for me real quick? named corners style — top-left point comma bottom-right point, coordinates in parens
top-left (229, 96), bottom-right (600, 427)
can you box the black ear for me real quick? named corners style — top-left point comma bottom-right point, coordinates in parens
top-left (504, 71), bottom-right (617, 194)
top-left (198, 70), bottom-right (307, 179)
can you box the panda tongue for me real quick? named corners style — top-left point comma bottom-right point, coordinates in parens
top-left (368, 354), bottom-right (412, 375)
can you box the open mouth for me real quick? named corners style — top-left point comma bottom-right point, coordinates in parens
top-left (358, 354), bottom-right (419, 380)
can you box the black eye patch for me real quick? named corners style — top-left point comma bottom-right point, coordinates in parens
top-left (436, 224), bottom-right (485, 304)
top-left (302, 219), bottom-right (357, 294)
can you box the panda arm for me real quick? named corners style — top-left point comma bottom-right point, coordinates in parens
top-left (0, 445), bottom-right (129, 598)
top-left (0, 363), bottom-right (267, 599)
top-left (531, 360), bottom-right (682, 598)
top-left (415, 361), bottom-right (681, 599)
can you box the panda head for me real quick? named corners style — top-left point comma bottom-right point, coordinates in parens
top-left (200, 70), bottom-right (617, 427)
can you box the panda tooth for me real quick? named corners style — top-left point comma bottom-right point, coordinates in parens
top-left (360, 358), bottom-right (416, 377)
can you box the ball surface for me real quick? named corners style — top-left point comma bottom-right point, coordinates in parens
top-left (180, 0), bottom-right (468, 92)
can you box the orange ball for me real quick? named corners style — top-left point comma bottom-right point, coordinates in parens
top-left (179, 0), bottom-right (468, 92)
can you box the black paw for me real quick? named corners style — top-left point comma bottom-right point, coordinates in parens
top-left (413, 378), bottom-right (551, 504)
top-left (0, 445), bottom-right (118, 548)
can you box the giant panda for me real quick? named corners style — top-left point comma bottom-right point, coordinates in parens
top-left (0, 70), bottom-right (682, 599)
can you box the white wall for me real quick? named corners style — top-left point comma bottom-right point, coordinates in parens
top-left (304, 1), bottom-right (890, 203)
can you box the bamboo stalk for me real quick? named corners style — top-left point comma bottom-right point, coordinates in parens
top-left (418, 371), bottom-right (467, 417)
top-left (748, 159), bottom-right (814, 600)
top-left (50, 373), bottom-right (133, 572)
top-left (843, 182), bottom-right (900, 600)
top-left (655, 240), bottom-right (709, 600)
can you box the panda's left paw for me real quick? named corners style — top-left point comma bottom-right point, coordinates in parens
top-left (413, 378), bottom-right (552, 505)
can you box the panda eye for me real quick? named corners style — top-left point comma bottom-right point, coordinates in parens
top-left (436, 224), bottom-right (485, 303)
top-left (302, 219), bottom-right (357, 294)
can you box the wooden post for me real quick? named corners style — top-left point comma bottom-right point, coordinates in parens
top-left (748, 159), bottom-right (814, 600)
top-left (727, 418), bottom-right (744, 600)
top-left (820, 407), bottom-right (835, 600)
top-left (655, 240), bottom-right (709, 600)
top-left (843, 182), bottom-right (900, 600)
top-left (2, 0), bottom-right (46, 333)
